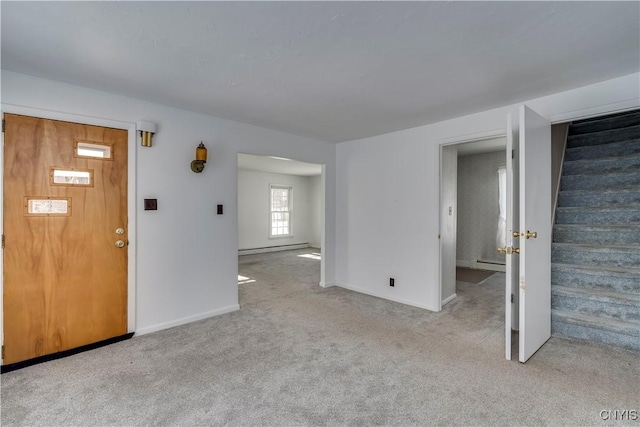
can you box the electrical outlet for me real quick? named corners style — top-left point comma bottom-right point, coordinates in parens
top-left (390, 278), bottom-right (395, 287)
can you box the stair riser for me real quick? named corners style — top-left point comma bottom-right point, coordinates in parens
top-left (551, 247), bottom-right (640, 268)
top-left (567, 126), bottom-right (640, 148)
top-left (569, 114), bottom-right (640, 136)
top-left (565, 140), bottom-right (640, 161)
top-left (558, 191), bottom-right (640, 208)
top-left (552, 267), bottom-right (640, 294)
top-left (555, 209), bottom-right (640, 225)
top-left (553, 227), bottom-right (640, 245)
top-left (552, 321), bottom-right (640, 351)
top-left (560, 173), bottom-right (640, 191)
top-left (552, 295), bottom-right (640, 322)
top-left (563, 156), bottom-right (640, 175)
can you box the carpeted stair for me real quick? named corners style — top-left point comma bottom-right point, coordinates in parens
top-left (552, 110), bottom-right (640, 351)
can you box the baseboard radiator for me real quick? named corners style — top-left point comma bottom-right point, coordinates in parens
top-left (457, 259), bottom-right (506, 272)
top-left (238, 243), bottom-right (311, 255)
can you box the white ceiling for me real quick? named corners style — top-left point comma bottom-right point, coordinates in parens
top-left (238, 153), bottom-right (322, 177)
top-left (2, 2), bottom-right (638, 143)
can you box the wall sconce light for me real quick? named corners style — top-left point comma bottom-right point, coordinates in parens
top-left (191, 142), bottom-right (208, 173)
top-left (137, 121), bottom-right (157, 147)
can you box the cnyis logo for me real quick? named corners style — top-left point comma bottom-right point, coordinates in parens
top-left (599, 410), bottom-right (638, 421)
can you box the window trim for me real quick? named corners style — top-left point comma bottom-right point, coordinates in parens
top-left (269, 184), bottom-right (293, 239)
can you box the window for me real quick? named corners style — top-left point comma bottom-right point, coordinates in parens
top-left (497, 167), bottom-right (507, 250)
top-left (270, 185), bottom-right (292, 238)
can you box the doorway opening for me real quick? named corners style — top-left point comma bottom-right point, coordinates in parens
top-left (439, 135), bottom-right (515, 354)
top-left (236, 153), bottom-right (325, 307)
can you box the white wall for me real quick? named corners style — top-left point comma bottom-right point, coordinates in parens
top-left (457, 151), bottom-right (506, 266)
top-left (336, 73), bottom-right (639, 311)
top-left (238, 169), bottom-right (319, 250)
top-left (309, 175), bottom-right (322, 248)
top-left (1, 71), bottom-right (337, 335)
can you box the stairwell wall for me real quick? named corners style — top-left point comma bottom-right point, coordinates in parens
top-left (551, 123), bottom-right (570, 224)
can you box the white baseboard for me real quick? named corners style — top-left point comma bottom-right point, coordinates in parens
top-left (336, 283), bottom-right (438, 312)
top-left (238, 243), bottom-right (309, 255)
top-left (134, 304), bottom-right (240, 336)
top-left (319, 281), bottom-right (335, 288)
top-left (442, 293), bottom-right (457, 306)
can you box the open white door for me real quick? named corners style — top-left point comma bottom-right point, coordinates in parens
top-left (504, 113), bottom-right (519, 360)
top-left (518, 105), bottom-right (552, 363)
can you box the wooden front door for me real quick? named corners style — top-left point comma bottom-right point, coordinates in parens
top-left (3, 114), bottom-right (128, 365)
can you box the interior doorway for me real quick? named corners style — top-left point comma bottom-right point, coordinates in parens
top-left (440, 135), bottom-right (514, 356)
top-left (236, 153), bottom-right (325, 304)
top-left (440, 136), bottom-right (508, 306)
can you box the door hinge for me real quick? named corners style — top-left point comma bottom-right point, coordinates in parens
top-left (2, 118), bottom-right (5, 133)
top-left (511, 149), bottom-right (514, 159)
top-left (2, 234), bottom-right (4, 249)
top-left (511, 293), bottom-right (514, 303)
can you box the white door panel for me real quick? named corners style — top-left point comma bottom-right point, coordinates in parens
top-left (518, 105), bottom-right (552, 363)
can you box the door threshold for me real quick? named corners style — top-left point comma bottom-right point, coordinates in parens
top-left (1, 332), bottom-right (134, 374)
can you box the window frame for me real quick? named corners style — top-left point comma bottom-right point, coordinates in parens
top-left (269, 184), bottom-right (293, 239)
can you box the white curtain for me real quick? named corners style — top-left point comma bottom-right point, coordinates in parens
top-left (497, 167), bottom-right (507, 250)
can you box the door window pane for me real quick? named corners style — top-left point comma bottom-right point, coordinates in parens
top-left (75, 141), bottom-right (113, 159)
top-left (25, 197), bottom-right (71, 216)
top-left (50, 168), bottom-right (93, 186)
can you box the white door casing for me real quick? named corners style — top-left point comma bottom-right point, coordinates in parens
top-left (505, 113), bottom-right (519, 360)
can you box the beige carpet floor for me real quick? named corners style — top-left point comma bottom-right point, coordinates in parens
top-left (1, 248), bottom-right (638, 426)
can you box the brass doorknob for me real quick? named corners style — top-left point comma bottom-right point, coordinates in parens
top-left (115, 240), bottom-right (125, 248)
top-left (513, 247), bottom-right (520, 254)
top-left (525, 231), bottom-right (537, 239)
top-left (116, 228), bottom-right (125, 235)
top-left (513, 231), bottom-right (521, 238)
top-left (497, 247), bottom-right (507, 254)
top-left (498, 247), bottom-right (519, 255)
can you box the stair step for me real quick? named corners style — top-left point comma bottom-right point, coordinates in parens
top-left (552, 263), bottom-right (640, 295)
top-left (552, 309), bottom-right (640, 351)
top-left (560, 171), bottom-right (640, 192)
top-left (565, 139), bottom-right (640, 161)
top-left (558, 188), bottom-right (640, 208)
top-left (555, 207), bottom-right (640, 225)
top-left (552, 286), bottom-right (640, 322)
top-left (562, 152), bottom-right (640, 176)
top-left (569, 110), bottom-right (640, 136)
top-left (551, 243), bottom-right (640, 268)
top-left (567, 125), bottom-right (640, 148)
top-left (553, 224), bottom-right (640, 245)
